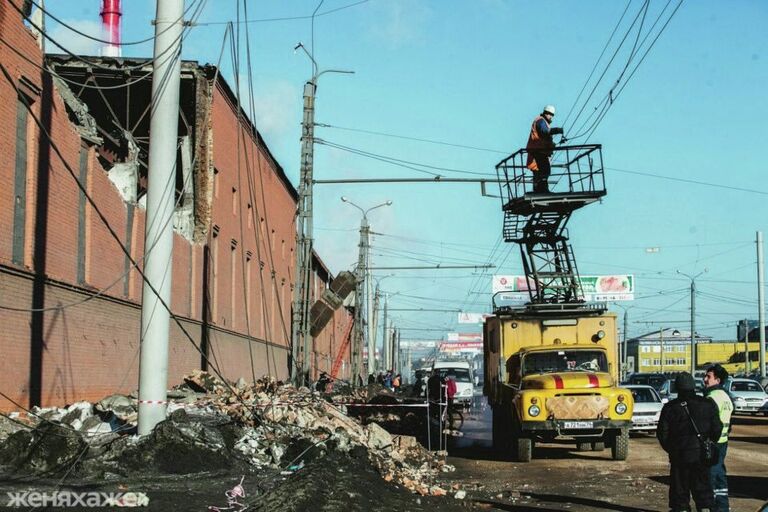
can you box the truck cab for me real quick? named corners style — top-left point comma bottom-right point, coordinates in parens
top-left (484, 311), bottom-right (633, 461)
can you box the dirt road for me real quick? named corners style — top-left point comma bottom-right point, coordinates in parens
top-left (438, 397), bottom-right (768, 511)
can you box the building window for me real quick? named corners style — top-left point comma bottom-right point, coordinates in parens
top-left (232, 187), bottom-right (238, 216)
top-left (213, 168), bottom-right (219, 198)
top-left (230, 239), bottom-right (238, 328)
top-left (76, 146), bottom-right (89, 284)
top-left (12, 98), bottom-right (29, 265)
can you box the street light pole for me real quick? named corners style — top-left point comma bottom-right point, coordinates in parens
top-left (290, 44), bottom-right (353, 386)
top-left (677, 269), bottom-right (707, 374)
top-left (614, 303), bottom-right (631, 381)
top-left (342, 197), bottom-right (392, 386)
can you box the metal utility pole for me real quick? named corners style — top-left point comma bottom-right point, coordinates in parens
top-left (138, 0), bottom-right (185, 436)
top-left (678, 269), bottom-right (706, 374)
top-left (744, 318), bottom-right (751, 374)
top-left (758, 231), bottom-right (766, 378)
top-left (290, 45), bottom-right (353, 386)
top-left (659, 328), bottom-right (664, 374)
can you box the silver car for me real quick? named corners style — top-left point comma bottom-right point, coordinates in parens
top-left (626, 385), bottom-right (664, 432)
top-left (725, 378), bottom-right (768, 415)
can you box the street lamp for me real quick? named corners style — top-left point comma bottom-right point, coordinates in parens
top-left (341, 197), bottom-right (393, 384)
top-left (290, 43), bottom-right (354, 386)
top-left (677, 269), bottom-right (707, 374)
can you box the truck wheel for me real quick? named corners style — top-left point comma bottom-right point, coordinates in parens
top-left (492, 408), bottom-right (500, 449)
top-left (591, 441), bottom-right (605, 451)
top-left (516, 437), bottom-right (533, 462)
top-left (576, 441), bottom-right (591, 451)
top-left (611, 430), bottom-right (629, 461)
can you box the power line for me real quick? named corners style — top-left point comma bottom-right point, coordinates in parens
top-left (198, 0), bottom-right (370, 25)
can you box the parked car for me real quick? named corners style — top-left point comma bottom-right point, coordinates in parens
top-left (625, 373), bottom-right (667, 391)
top-left (658, 378), bottom-right (705, 401)
top-left (724, 378), bottom-right (768, 415)
top-left (626, 385), bottom-right (664, 433)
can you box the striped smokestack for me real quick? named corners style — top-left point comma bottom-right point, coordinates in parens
top-left (100, 0), bottom-right (121, 57)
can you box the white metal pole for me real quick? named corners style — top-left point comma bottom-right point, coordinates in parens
top-left (138, 0), bottom-right (185, 436)
top-left (758, 231), bottom-right (766, 378)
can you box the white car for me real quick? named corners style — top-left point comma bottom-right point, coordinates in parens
top-left (432, 361), bottom-right (474, 408)
top-left (626, 385), bottom-right (663, 432)
top-left (725, 378), bottom-right (768, 415)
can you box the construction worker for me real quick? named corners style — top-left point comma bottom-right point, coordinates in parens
top-left (704, 364), bottom-right (734, 512)
top-left (526, 105), bottom-right (565, 193)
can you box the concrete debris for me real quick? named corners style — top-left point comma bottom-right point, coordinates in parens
top-left (0, 370), bottom-right (452, 502)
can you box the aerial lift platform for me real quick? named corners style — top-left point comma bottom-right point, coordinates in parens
top-left (494, 144), bottom-right (606, 313)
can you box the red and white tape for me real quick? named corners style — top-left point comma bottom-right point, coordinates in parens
top-left (138, 399), bottom-right (168, 405)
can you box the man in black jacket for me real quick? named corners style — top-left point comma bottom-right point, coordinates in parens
top-left (657, 372), bottom-right (723, 512)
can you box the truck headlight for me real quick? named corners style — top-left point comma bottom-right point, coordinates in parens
top-left (528, 405), bottom-right (541, 417)
top-left (615, 403), bottom-right (628, 414)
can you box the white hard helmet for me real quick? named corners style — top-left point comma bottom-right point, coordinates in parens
top-left (543, 105), bottom-right (556, 116)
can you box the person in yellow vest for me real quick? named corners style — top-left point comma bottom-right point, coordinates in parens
top-left (525, 105), bottom-right (565, 193)
top-left (703, 364), bottom-right (734, 512)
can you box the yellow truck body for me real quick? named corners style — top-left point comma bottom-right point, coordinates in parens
top-left (483, 311), bottom-right (634, 461)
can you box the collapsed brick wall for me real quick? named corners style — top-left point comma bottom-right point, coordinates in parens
top-left (0, 4), bottom-right (350, 411)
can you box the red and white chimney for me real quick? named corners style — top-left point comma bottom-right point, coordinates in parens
top-left (100, 0), bottom-right (122, 57)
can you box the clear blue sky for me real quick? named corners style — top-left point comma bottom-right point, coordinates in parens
top-left (42, 0), bottom-right (768, 342)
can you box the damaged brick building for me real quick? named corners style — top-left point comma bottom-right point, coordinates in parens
top-left (0, 5), bottom-right (353, 410)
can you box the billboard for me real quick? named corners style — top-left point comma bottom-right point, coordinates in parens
top-left (457, 312), bottom-right (491, 324)
top-left (492, 274), bottom-right (634, 301)
top-left (439, 341), bottom-right (483, 353)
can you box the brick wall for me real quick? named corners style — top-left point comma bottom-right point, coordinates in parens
top-left (0, 5), bottom-right (351, 411)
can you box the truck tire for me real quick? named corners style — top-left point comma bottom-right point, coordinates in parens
top-left (591, 441), bottom-right (605, 451)
top-left (611, 430), bottom-right (629, 461)
top-left (576, 441), bottom-right (591, 451)
top-left (492, 408), bottom-right (501, 449)
top-left (516, 437), bottom-right (533, 462)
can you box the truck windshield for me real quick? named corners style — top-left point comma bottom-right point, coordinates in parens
top-left (436, 368), bottom-right (472, 383)
top-left (522, 350), bottom-right (608, 375)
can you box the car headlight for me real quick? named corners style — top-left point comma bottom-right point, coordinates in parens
top-left (615, 403), bottom-right (628, 415)
top-left (735, 396), bottom-right (746, 402)
top-left (528, 405), bottom-right (541, 417)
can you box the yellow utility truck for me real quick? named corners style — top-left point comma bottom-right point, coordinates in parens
top-left (483, 310), bottom-right (633, 461)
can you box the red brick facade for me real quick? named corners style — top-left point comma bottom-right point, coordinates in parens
top-left (0, 4), bottom-right (352, 410)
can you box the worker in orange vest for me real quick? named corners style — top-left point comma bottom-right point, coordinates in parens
top-left (526, 105), bottom-right (565, 193)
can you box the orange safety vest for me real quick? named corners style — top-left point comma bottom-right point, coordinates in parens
top-left (526, 115), bottom-right (554, 171)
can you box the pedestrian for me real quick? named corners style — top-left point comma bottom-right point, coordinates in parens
top-left (525, 104), bottom-right (565, 193)
top-left (392, 373), bottom-right (401, 392)
top-left (367, 373), bottom-right (375, 385)
top-left (657, 372), bottom-right (722, 512)
top-left (704, 364), bottom-right (734, 512)
top-left (383, 370), bottom-right (393, 390)
top-left (445, 375), bottom-right (457, 411)
top-left (315, 372), bottom-right (331, 393)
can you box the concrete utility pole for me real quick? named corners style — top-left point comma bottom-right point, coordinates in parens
top-left (678, 269), bottom-right (706, 374)
top-left (659, 328), bottom-right (664, 374)
top-left (342, 197), bottom-right (392, 385)
top-left (351, 215), bottom-right (368, 387)
top-left (381, 293), bottom-right (389, 369)
top-left (290, 45), bottom-right (353, 386)
top-left (138, 0), bottom-right (185, 436)
top-left (758, 231), bottom-right (766, 378)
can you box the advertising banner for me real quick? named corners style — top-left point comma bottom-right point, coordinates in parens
top-left (439, 341), bottom-right (483, 352)
top-left (457, 312), bottom-right (491, 324)
top-left (446, 333), bottom-right (482, 343)
top-left (492, 275), bottom-right (634, 301)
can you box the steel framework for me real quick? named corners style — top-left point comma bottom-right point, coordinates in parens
top-left (495, 144), bottom-right (606, 309)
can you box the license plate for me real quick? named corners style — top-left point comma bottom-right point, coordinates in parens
top-left (563, 421), bottom-right (594, 429)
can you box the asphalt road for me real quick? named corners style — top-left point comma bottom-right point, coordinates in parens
top-left (438, 396), bottom-right (768, 512)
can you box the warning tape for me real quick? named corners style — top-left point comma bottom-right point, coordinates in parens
top-left (138, 399), bottom-right (168, 405)
top-left (247, 401), bottom-right (435, 408)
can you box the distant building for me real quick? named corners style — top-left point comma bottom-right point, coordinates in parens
top-left (626, 328), bottom-right (712, 374)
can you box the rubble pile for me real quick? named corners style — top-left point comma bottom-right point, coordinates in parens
top-left (182, 371), bottom-right (453, 496)
top-left (0, 371), bottom-right (453, 497)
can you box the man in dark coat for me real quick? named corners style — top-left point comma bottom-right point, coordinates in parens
top-left (657, 372), bottom-right (723, 512)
